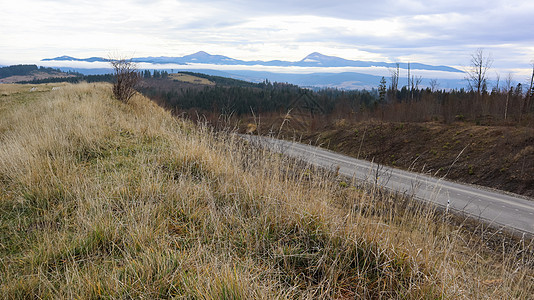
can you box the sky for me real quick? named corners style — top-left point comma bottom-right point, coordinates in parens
top-left (1, 0), bottom-right (533, 79)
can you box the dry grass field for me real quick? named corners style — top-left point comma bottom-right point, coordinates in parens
top-left (170, 73), bottom-right (216, 86)
top-left (0, 82), bottom-right (533, 298)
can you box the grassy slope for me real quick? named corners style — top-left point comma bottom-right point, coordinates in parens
top-left (169, 73), bottom-right (216, 86)
top-left (0, 83), bottom-right (533, 298)
top-left (0, 72), bottom-right (77, 84)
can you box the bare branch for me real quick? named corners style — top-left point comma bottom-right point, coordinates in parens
top-left (465, 48), bottom-right (493, 96)
top-left (109, 56), bottom-right (140, 103)
top-left (429, 79), bottom-right (439, 92)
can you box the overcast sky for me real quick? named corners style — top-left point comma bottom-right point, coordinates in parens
top-left (1, 0), bottom-right (533, 77)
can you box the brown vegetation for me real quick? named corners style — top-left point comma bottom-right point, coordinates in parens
top-left (169, 73), bottom-right (216, 86)
top-left (252, 119), bottom-right (534, 198)
top-left (110, 58), bottom-right (140, 102)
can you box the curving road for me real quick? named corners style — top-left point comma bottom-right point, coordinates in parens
top-left (242, 134), bottom-right (534, 237)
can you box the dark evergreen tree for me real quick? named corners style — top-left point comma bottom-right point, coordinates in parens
top-left (378, 77), bottom-right (387, 104)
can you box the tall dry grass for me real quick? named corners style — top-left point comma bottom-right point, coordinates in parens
top-left (0, 82), bottom-right (533, 299)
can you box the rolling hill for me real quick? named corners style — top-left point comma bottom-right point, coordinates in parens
top-left (0, 64), bottom-right (78, 83)
top-left (1, 82), bottom-right (532, 298)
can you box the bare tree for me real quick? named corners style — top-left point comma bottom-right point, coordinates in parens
top-left (466, 48), bottom-right (493, 96)
top-left (414, 75), bottom-right (422, 91)
top-left (493, 72), bottom-right (500, 93)
top-left (389, 63), bottom-right (400, 100)
top-left (429, 79), bottom-right (439, 92)
top-left (407, 62), bottom-right (411, 97)
top-left (526, 62), bottom-right (534, 113)
top-left (109, 57), bottom-right (140, 103)
top-left (504, 73), bottom-right (513, 120)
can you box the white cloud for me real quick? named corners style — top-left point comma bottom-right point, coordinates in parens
top-left (0, 0), bottom-right (533, 77)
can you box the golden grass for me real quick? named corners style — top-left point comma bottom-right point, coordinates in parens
top-left (0, 82), bottom-right (533, 298)
top-left (169, 73), bottom-right (216, 86)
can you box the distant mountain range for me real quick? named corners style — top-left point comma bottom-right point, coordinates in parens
top-left (43, 51), bottom-right (467, 89)
top-left (43, 51), bottom-right (462, 73)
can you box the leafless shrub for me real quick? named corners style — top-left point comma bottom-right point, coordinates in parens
top-left (109, 57), bottom-right (139, 102)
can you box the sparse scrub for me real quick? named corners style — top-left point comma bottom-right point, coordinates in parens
top-left (0, 83), bottom-right (533, 298)
top-left (110, 58), bottom-right (140, 102)
top-left (468, 165), bottom-right (475, 175)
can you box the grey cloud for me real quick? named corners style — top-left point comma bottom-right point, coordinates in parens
top-left (3, 0), bottom-right (532, 73)
top-left (188, 0), bottom-right (508, 20)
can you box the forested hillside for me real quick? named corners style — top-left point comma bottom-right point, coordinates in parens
top-left (0, 64), bottom-right (80, 83)
top-left (138, 72), bottom-right (376, 120)
top-left (137, 71), bottom-right (534, 128)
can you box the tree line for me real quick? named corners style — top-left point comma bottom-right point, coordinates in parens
top-left (140, 71), bottom-right (533, 127)
top-left (17, 74), bottom-right (114, 84)
top-left (370, 49), bottom-right (534, 125)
